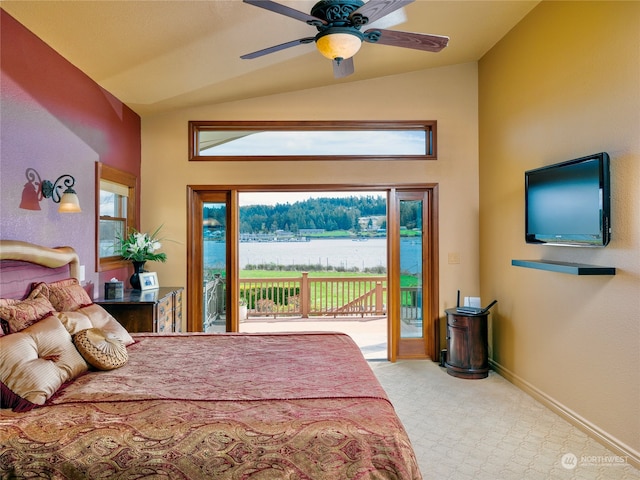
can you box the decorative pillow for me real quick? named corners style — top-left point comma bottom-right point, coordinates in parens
top-left (57, 304), bottom-right (134, 346)
top-left (37, 278), bottom-right (93, 312)
top-left (0, 315), bottom-right (88, 411)
top-left (0, 283), bottom-right (55, 333)
top-left (73, 328), bottom-right (128, 370)
top-left (56, 310), bottom-right (94, 335)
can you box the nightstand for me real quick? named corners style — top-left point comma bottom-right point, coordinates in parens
top-left (444, 308), bottom-right (489, 379)
top-left (95, 287), bottom-right (183, 333)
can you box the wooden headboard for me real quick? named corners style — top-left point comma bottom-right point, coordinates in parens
top-left (0, 240), bottom-right (80, 300)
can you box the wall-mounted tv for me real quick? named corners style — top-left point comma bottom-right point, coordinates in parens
top-left (525, 152), bottom-right (610, 247)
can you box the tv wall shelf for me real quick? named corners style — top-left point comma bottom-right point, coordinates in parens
top-left (511, 260), bottom-right (616, 275)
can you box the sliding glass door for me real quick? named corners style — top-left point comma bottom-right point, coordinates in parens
top-left (202, 200), bottom-right (227, 332)
top-left (389, 189), bottom-right (437, 360)
top-left (188, 186), bottom-right (438, 361)
top-left (187, 189), bottom-right (237, 332)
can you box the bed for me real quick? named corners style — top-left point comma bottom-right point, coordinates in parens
top-left (0, 240), bottom-right (421, 479)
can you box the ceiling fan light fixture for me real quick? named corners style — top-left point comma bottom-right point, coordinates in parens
top-left (241, 0), bottom-right (450, 78)
top-left (315, 29), bottom-right (363, 61)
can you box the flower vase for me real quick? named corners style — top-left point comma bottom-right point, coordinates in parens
top-left (130, 261), bottom-right (146, 290)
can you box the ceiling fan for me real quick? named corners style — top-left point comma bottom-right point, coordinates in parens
top-left (241, 0), bottom-right (449, 78)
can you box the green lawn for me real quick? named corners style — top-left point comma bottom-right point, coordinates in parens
top-left (239, 269), bottom-right (418, 288)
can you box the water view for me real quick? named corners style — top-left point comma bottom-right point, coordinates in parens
top-left (204, 237), bottom-right (422, 274)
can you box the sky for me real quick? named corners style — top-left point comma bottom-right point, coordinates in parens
top-left (202, 130), bottom-right (427, 156)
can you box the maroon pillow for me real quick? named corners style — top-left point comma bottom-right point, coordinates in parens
top-left (37, 278), bottom-right (93, 312)
top-left (0, 283), bottom-right (55, 333)
top-left (0, 381), bottom-right (36, 412)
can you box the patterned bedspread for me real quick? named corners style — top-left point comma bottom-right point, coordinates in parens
top-left (0, 332), bottom-right (421, 479)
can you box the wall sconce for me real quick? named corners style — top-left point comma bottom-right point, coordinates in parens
top-left (19, 167), bottom-right (81, 213)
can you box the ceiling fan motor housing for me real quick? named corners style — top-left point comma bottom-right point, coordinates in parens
top-left (310, 0), bottom-right (367, 27)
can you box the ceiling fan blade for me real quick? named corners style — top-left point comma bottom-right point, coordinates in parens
top-left (243, 0), bottom-right (326, 25)
top-left (241, 37), bottom-right (315, 59)
top-left (351, 0), bottom-right (414, 26)
top-left (365, 29), bottom-right (449, 52)
top-left (333, 57), bottom-right (355, 78)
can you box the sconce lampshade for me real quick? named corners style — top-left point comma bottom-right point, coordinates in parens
top-left (316, 29), bottom-right (363, 61)
top-left (57, 188), bottom-right (81, 213)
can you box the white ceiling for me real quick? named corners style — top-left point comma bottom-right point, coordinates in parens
top-left (2, 0), bottom-right (539, 117)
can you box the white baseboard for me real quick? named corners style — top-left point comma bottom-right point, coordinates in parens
top-left (490, 359), bottom-right (639, 470)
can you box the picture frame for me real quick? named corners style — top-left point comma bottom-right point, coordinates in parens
top-left (139, 272), bottom-right (159, 291)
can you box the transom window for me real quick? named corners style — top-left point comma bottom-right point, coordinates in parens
top-left (189, 121), bottom-right (437, 161)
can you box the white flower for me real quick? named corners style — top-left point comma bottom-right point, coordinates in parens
top-left (118, 226), bottom-right (168, 263)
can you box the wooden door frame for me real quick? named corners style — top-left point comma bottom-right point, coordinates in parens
top-left (187, 187), bottom-right (238, 333)
top-left (187, 183), bottom-right (439, 361)
top-left (389, 187), bottom-right (440, 361)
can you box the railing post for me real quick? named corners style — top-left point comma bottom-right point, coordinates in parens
top-left (301, 272), bottom-right (310, 318)
top-left (375, 281), bottom-right (383, 314)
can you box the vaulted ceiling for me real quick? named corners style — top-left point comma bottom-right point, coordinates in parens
top-left (2, 0), bottom-right (539, 117)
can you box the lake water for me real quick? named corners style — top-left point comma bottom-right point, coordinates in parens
top-left (204, 238), bottom-right (422, 274)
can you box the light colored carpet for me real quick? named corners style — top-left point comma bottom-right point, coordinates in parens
top-left (242, 318), bottom-right (638, 478)
top-left (369, 360), bottom-right (639, 480)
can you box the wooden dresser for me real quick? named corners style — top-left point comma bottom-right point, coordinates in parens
top-left (95, 287), bottom-right (183, 333)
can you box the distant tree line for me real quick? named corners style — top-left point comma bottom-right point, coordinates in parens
top-left (204, 195), bottom-right (387, 234)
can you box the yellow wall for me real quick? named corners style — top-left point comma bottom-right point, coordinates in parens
top-left (479, 1), bottom-right (639, 462)
top-left (141, 61), bottom-right (480, 326)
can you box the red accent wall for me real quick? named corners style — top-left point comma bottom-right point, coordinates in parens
top-left (1, 10), bottom-right (141, 293)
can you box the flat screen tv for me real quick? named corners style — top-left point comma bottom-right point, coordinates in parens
top-left (525, 152), bottom-right (610, 247)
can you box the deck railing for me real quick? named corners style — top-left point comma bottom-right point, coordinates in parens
top-left (239, 272), bottom-right (387, 318)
